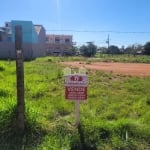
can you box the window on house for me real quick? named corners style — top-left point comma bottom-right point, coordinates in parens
top-left (56, 47), bottom-right (60, 50)
top-left (55, 38), bottom-right (60, 43)
top-left (65, 38), bottom-right (70, 44)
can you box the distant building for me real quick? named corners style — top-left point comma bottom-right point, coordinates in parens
top-left (46, 34), bottom-right (73, 56)
top-left (0, 20), bottom-right (46, 59)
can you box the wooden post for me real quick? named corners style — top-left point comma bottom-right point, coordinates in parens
top-left (15, 25), bottom-right (25, 131)
top-left (75, 101), bottom-right (80, 127)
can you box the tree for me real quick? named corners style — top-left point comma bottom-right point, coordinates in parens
top-left (124, 46), bottom-right (133, 55)
top-left (97, 46), bottom-right (108, 53)
top-left (120, 45), bottom-right (125, 53)
top-left (107, 45), bottom-right (121, 54)
top-left (134, 44), bottom-right (143, 51)
top-left (144, 42), bottom-right (150, 55)
top-left (124, 44), bottom-right (143, 55)
top-left (65, 45), bottom-right (77, 56)
top-left (80, 42), bottom-right (97, 57)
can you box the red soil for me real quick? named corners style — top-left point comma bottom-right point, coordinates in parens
top-left (61, 62), bottom-right (150, 77)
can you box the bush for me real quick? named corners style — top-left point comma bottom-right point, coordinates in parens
top-left (146, 98), bottom-right (150, 105)
top-left (0, 65), bottom-right (5, 71)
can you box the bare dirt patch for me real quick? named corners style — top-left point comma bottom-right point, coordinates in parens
top-left (61, 62), bottom-right (150, 77)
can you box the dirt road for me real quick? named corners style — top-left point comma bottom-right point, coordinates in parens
top-left (61, 62), bottom-right (150, 77)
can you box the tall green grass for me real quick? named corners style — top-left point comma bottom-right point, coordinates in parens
top-left (0, 57), bottom-right (150, 149)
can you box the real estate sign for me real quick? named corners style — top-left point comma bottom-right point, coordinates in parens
top-left (65, 74), bottom-right (88, 100)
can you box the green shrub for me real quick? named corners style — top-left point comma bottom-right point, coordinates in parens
top-left (0, 65), bottom-right (5, 71)
top-left (146, 98), bottom-right (150, 105)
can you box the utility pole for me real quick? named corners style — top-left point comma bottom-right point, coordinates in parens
top-left (106, 34), bottom-right (110, 49)
top-left (15, 25), bottom-right (25, 131)
top-left (87, 41), bottom-right (93, 57)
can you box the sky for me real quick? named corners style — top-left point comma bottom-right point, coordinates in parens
top-left (1, 0), bottom-right (150, 47)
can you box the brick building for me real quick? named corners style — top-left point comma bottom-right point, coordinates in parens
top-left (46, 34), bottom-right (73, 56)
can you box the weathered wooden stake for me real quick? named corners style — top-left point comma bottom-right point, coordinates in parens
top-left (75, 101), bottom-right (80, 127)
top-left (15, 25), bottom-right (25, 131)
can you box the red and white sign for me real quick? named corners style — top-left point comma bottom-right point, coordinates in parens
top-left (65, 74), bottom-right (88, 100)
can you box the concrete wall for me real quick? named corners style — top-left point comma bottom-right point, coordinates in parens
top-left (0, 32), bottom-right (8, 42)
top-left (0, 42), bottom-right (46, 60)
top-left (0, 42), bottom-right (33, 60)
top-left (0, 42), bottom-right (15, 59)
top-left (36, 26), bottom-right (46, 57)
top-left (0, 42), bottom-right (43, 60)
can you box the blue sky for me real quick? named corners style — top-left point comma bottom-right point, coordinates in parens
top-left (1, 0), bottom-right (150, 47)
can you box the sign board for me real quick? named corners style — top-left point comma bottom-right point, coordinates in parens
top-left (65, 74), bottom-right (88, 100)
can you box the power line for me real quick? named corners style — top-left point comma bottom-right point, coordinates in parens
top-left (46, 29), bottom-right (150, 34)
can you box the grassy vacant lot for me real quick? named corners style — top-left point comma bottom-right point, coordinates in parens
top-left (0, 55), bottom-right (150, 150)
